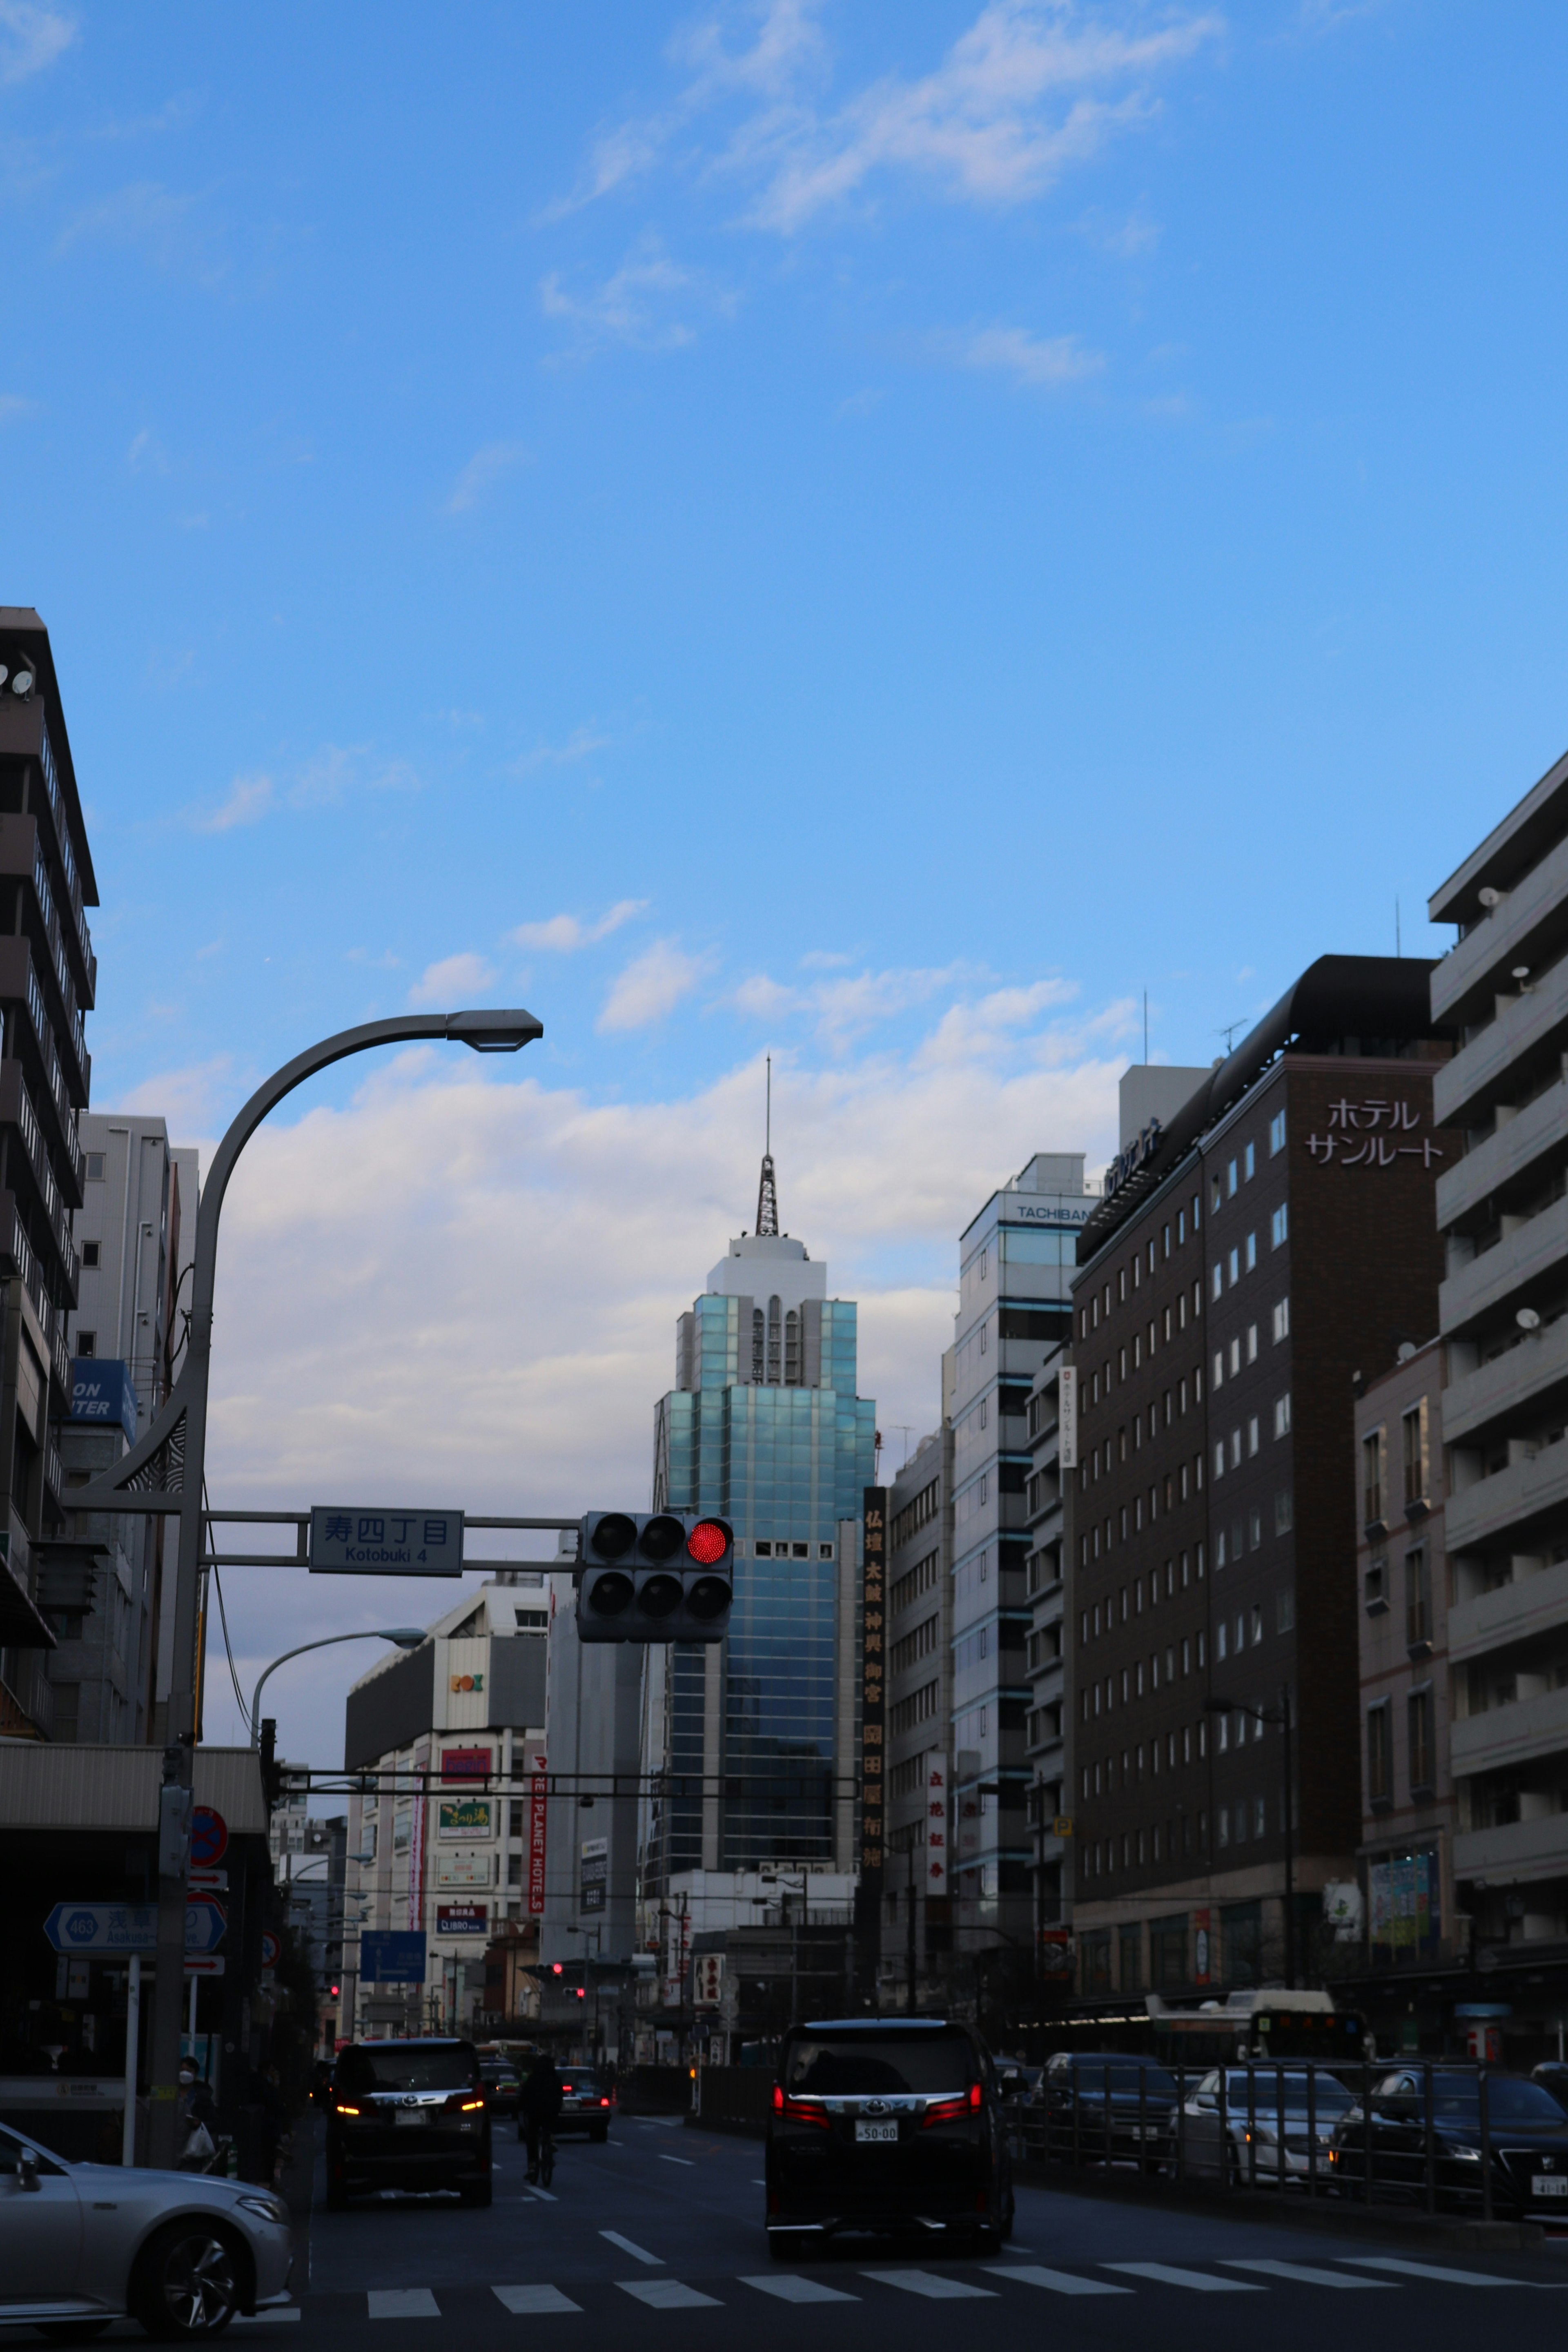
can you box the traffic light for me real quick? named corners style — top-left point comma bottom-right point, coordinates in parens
top-left (577, 1512), bottom-right (734, 1644)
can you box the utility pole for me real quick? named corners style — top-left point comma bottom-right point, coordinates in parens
top-left (70, 1009), bottom-right (543, 2165)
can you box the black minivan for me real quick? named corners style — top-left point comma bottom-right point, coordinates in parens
top-left (326, 2038), bottom-right (493, 2208)
top-left (766, 2018), bottom-right (1013, 2256)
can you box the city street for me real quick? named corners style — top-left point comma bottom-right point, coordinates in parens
top-left (173, 2118), bottom-right (1568, 2349)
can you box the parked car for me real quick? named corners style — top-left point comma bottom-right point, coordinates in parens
top-left (325, 2037), bottom-right (492, 2209)
top-left (0, 2119), bottom-right (292, 2339)
top-left (1028, 2052), bottom-right (1178, 2170)
top-left (1532, 2060), bottom-right (1568, 2117)
top-left (1165, 2067), bottom-right (1354, 2184)
top-left (1327, 2068), bottom-right (1568, 2218)
top-left (765, 2016), bottom-right (1013, 2257)
top-left (479, 2059), bottom-right (522, 2120)
top-left (555, 2066), bottom-right (614, 2141)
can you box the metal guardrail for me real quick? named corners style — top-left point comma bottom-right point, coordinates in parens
top-left (1018, 2058), bottom-right (1556, 2224)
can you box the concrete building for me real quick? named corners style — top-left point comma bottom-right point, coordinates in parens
top-left (640, 1149), bottom-right (875, 1933)
top-left (1022, 1348), bottom-right (1071, 1957)
top-left (1427, 752), bottom-right (1568, 2025)
top-left (0, 610), bottom-right (99, 1742)
top-left (883, 1416), bottom-right (955, 2006)
top-left (949, 1152), bottom-right (1096, 1956)
top-left (53, 1116), bottom-right (196, 1746)
top-left (1066, 962), bottom-right (1454, 2004)
top-left (342, 1579), bottom-right (548, 2038)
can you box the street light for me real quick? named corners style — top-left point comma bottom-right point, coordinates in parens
top-left (70, 1005), bottom-right (543, 2165)
top-left (249, 1627), bottom-right (425, 1748)
top-left (1203, 1683), bottom-right (1295, 1988)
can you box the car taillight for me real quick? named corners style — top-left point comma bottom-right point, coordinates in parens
top-left (772, 2084), bottom-right (830, 2129)
top-left (600, 2097), bottom-right (611, 2107)
top-left (922, 2084), bottom-right (983, 2129)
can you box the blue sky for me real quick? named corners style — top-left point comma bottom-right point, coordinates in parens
top-left (9, 0), bottom-right (1568, 1752)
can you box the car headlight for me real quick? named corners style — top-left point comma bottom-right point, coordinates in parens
top-left (236, 2194), bottom-right (290, 2223)
top-left (1440, 2142), bottom-right (1483, 2162)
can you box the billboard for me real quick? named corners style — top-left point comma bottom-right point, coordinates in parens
top-left (436, 1904), bottom-right (488, 1938)
top-left (860, 1487), bottom-right (886, 1897)
top-left (71, 1358), bottom-right (138, 1446)
top-left (580, 1837), bottom-right (608, 1915)
top-left (437, 1797), bottom-right (492, 1841)
top-left (924, 1754), bottom-right (949, 1894)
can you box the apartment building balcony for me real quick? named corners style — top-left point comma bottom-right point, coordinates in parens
top-left (1432, 826), bottom-right (1568, 1029)
top-left (1439, 1193), bottom-right (1568, 1344)
top-left (1434, 947), bottom-right (1568, 1131)
top-left (1443, 1313), bottom-right (1568, 1448)
top-left (1453, 1810), bottom-right (1568, 1890)
top-left (1449, 1557), bottom-right (1568, 1668)
top-left (1450, 1682), bottom-right (1568, 1781)
top-left (1445, 1431), bottom-right (1568, 1557)
top-left (1435, 1076), bottom-right (1568, 1234)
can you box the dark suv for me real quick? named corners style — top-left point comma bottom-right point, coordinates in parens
top-left (765, 2018), bottom-right (1013, 2257)
top-left (326, 2038), bottom-right (492, 2209)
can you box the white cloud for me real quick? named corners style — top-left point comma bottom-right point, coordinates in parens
top-left (444, 441), bottom-right (529, 515)
top-left (553, 1), bottom-right (1222, 235)
top-left (408, 952), bottom-right (498, 1009)
top-left (0, 2), bottom-right (74, 84)
top-left (508, 726), bottom-right (615, 775)
top-left (182, 1007), bottom-right (1121, 1760)
top-left (540, 234), bottom-right (734, 353)
top-left (0, 394), bottom-right (36, 424)
top-left (598, 938), bottom-right (708, 1032)
top-left (732, 959), bottom-right (981, 1047)
top-left (954, 324), bottom-right (1103, 387)
top-left (56, 180), bottom-right (226, 285)
top-left (194, 773), bottom-right (273, 833)
top-left (511, 900), bottom-right (647, 953)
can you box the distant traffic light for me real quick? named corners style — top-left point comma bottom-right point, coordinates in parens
top-left (577, 1512), bottom-right (734, 1643)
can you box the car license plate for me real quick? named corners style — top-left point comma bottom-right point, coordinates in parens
top-left (395, 2109), bottom-right (430, 2127)
top-left (1533, 2175), bottom-right (1568, 2198)
top-left (855, 2121), bottom-right (898, 2144)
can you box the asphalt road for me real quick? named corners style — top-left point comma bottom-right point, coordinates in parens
top-left (60, 2113), bottom-right (1568, 2348)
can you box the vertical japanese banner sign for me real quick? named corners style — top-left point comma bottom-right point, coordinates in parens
top-left (527, 1752), bottom-right (548, 1918)
top-left (1058, 1364), bottom-right (1078, 1471)
top-left (860, 1487), bottom-right (887, 1901)
top-left (925, 1753), bottom-right (949, 1894)
top-left (410, 1744), bottom-right (428, 1940)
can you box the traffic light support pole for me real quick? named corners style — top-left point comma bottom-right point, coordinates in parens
top-left (69, 1008), bottom-right (542, 2167)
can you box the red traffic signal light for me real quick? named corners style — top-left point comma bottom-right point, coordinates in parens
top-left (550, 1962), bottom-right (563, 1976)
top-left (686, 1519), bottom-right (728, 1565)
top-left (329, 1983), bottom-right (340, 1999)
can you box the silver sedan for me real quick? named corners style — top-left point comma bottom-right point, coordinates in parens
top-left (0, 2121), bottom-right (293, 2339)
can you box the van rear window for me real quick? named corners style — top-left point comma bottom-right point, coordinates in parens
top-left (784, 2032), bottom-right (976, 2097)
top-left (337, 2046), bottom-right (478, 2094)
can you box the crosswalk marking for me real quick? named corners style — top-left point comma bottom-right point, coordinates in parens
top-left (523, 2185), bottom-right (558, 2203)
top-left (1103, 2264), bottom-right (1263, 2292)
top-left (862, 2270), bottom-right (996, 2300)
top-left (740, 2276), bottom-right (860, 2304)
top-left (1221, 2261), bottom-right (1396, 2290)
top-left (493, 2287), bottom-right (583, 2315)
top-left (600, 2229), bottom-right (662, 2265)
top-left (1339, 2258), bottom-right (1531, 2287)
top-left (366, 2290), bottom-right (441, 2319)
top-left (985, 2265), bottom-right (1132, 2296)
top-left (617, 2280), bottom-right (723, 2310)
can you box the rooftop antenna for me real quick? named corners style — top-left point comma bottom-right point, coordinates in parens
top-left (1396, 896), bottom-right (1402, 956)
top-left (1143, 989), bottom-right (1149, 1063)
top-left (1217, 1019), bottom-right (1245, 1054)
top-left (755, 1055), bottom-right (780, 1238)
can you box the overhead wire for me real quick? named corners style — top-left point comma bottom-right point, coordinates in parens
top-left (204, 1472), bottom-right (249, 1728)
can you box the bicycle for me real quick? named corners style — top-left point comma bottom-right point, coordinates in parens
top-left (520, 2116), bottom-right (557, 2187)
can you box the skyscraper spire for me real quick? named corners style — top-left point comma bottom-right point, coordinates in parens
top-left (756, 1054), bottom-right (779, 1236)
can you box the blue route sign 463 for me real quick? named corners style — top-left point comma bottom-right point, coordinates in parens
top-left (43, 1900), bottom-right (227, 1955)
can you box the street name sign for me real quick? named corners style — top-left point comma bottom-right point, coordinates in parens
top-left (44, 1901), bottom-right (227, 1956)
top-left (310, 1508), bottom-right (464, 1576)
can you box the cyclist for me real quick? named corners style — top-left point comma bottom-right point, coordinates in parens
top-left (519, 2052), bottom-right (564, 2185)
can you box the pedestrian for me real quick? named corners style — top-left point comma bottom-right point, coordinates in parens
top-left (518, 2052), bottom-right (563, 2184)
top-left (176, 2061), bottom-right (219, 2171)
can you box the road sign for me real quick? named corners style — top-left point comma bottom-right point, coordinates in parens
top-left (184, 1957), bottom-right (225, 1977)
top-left (189, 1868), bottom-right (227, 1892)
top-left (259, 1929), bottom-right (281, 1969)
top-left (190, 1807), bottom-right (228, 1867)
top-left (184, 1898), bottom-right (226, 1954)
top-left (310, 1508), bottom-right (464, 1577)
top-left (360, 1929), bottom-right (426, 1984)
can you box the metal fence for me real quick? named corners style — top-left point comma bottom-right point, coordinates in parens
top-left (1018, 2058), bottom-right (1551, 2225)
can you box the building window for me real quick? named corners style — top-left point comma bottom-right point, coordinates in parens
top-left (1408, 1686), bottom-right (1434, 1792)
top-left (77, 1331), bottom-right (96, 1356)
top-left (1212, 1263), bottom-right (1223, 1302)
top-left (1250, 1604), bottom-right (1263, 1645)
top-left (1214, 1441), bottom-right (1225, 1481)
top-left (1270, 1203), bottom-right (1289, 1249)
top-left (1405, 1546), bottom-right (1432, 1649)
top-left (1362, 1429), bottom-right (1386, 1527)
top-left (1212, 1349), bottom-right (1224, 1390)
top-left (1274, 1393), bottom-right (1291, 1439)
top-left (1227, 1158), bottom-right (1238, 1198)
top-left (1246, 1323), bottom-right (1258, 1363)
top-left (1269, 1109), bottom-right (1286, 1156)
top-left (1228, 1247), bottom-right (1239, 1285)
top-left (1248, 1507), bottom-right (1261, 1550)
top-left (1275, 1489), bottom-right (1293, 1534)
top-left (1245, 1232), bottom-right (1257, 1272)
top-left (1178, 1207), bottom-right (1187, 1244)
top-left (1211, 1173), bottom-right (1223, 1214)
top-left (1254, 1795), bottom-right (1266, 1838)
top-left (1368, 1701), bottom-right (1392, 1805)
top-left (1272, 1296), bottom-right (1290, 1343)
top-left (81, 1241), bottom-right (100, 1269)
top-left (980, 1323), bottom-right (988, 1355)
top-left (1402, 1399), bottom-right (1430, 1508)
top-left (1365, 1557), bottom-right (1388, 1613)
top-left (1244, 1140), bottom-right (1256, 1180)
top-left (1230, 1428), bottom-right (1242, 1469)
top-left (1217, 1619), bottom-right (1228, 1661)
top-left (1276, 1587), bottom-right (1295, 1633)
top-left (1247, 1417), bottom-right (1260, 1457)
top-left (85, 1152), bottom-right (105, 1182)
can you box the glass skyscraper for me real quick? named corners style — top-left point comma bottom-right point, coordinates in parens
top-left (644, 1156), bottom-right (876, 1889)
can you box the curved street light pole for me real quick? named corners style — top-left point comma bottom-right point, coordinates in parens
top-left (71, 1007), bottom-right (542, 2166)
top-left (249, 1627), bottom-right (426, 1749)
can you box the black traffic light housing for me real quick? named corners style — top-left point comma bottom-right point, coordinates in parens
top-left (577, 1511), bottom-right (734, 1643)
